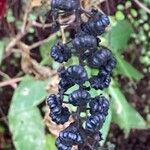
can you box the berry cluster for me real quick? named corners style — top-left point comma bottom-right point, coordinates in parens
top-left (47, 0), bottom-right (116, 149)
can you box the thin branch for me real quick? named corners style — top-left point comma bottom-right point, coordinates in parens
top-left (32, 21), bottom-right (53, 28)
top-left (28, 35), bottom-right (54, 50)
top-left (5, 1), bottom-right (32, 56)
top-left (5, 22), bottom-right (32, 57)
top-left (0, 77), bottom-right (23, 88)
top-left (134, 0), bottom-right (150, 14)
top-left (21, 1), bottom-right (31, 32)
top-left (60, 26), bottom-right (66, 43)
top-left (0, 109), bottom-right (8, 126)
top-left (0, 70), bottom-right (10, 79)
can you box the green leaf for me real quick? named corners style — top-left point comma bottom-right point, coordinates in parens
top-left (100, 108), bottom-right (112, 145)
top-left (109, 80), bottom-right (147, 134)
top-left (6, 9), bottom-right (15, 22)
top-left (0, 41), bottom-right (4, 66)
top-left (9, 75), bottom-right (47, 114)
top-left (44, 134), bottom-right (56, 150)
top-left (40, 36), bottom-right (56, 65)
top-left (9, 108), bottom-right (45, 150)
top-left (8, 75), bottom-right (47, 150)
top-left (109, 20), bottom-right (133, 52)
top-left (116, 54), bottom-right (144, 81)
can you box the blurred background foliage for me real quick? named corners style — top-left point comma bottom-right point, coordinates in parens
top-left (0, 0), bottom-right (150, 150)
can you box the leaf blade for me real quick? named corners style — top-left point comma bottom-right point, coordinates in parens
top-left (116, 54), bottom-right (144, 81)
top-left (9, 75), bottom-right (47, 114)
top-left (109, 80), bottom-right (147, 134)
top-left (109, 20), bottom-right (133, 52)
top-left (9, 108), bottom-right (45, 150)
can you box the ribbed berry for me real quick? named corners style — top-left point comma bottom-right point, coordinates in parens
top-left (56, 138), bottom-right (71, 150)
top-left (51, 42), bottom-right (71, 63)
top-left (102, 56), bottom-right (117, 73)
top-left (81, 10), bottom-right (110, 36)
top-left (51, 0), bottom-right (80, 11)
top-left (58, 78), bottom-right (74, 93)
top-left (58, 67), bottom-right (67, 78)
top-left (47, 94), bottom-right (62, 110)
top-left (68, 89), bottom-right (91, 106)
top-left (50, 107), bottom-right (70, 124)
top-left (66, 65), bottom-right (88, 84)
top-left (59, 130), bottom-right (83, 145)
top-left (88, 48), bottom-right (112, 68)
top-left (89, 96), bottom-right (109, 116)
top-left (85, 114), bottom-right (105, 133)
top-left (72, 33), bottom-right (98, 51)
top-left (89, 73), bottom-right (111, 90)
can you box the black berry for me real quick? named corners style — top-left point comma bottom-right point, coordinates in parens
top-left (68, 89), bottom-right (91, 106)
top-left (89, 73), bottom-right (111, 90)
top-left (88, 47), bottom-right (112, 68)
top-left (51, 0), bottom-right (80, 11)
top-left (66, 65), bottom-right (88, 84)
top-left (72, 33), bottom-right (98, 51)
top-left (51, 42), bottom-right (71, 63)
top-left (89, 96), bottom-right (109, 116)
top-left (85, 114), bottom-right (105, 133)
top-left (81, 10), bottom-right (110, 36)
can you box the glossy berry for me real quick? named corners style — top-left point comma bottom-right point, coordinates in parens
top-left (81, 10), bottom-right (110, 36)
top-left (47, 94), bottom-right (62, 110)
top-left (59, 130), bottom-right (83, 145)
top-left (56, 123), bottom-right (83, 149)
top-left (51, 42), bottom-right (71, 63)
top-left (102, 56), bottom-right (117, 73)
top-left (89, 73), bottom-right (111, 90)
top-left (58, 67), bottom-right (67, 78)
top-left (56, 138), bottom-right (71, 150)
top-left (51, 0), bottom-right (80, 11)
top-left (85, 114), bottom-right (105, 133)
top-left (72, 33), bottom-right (98, 51)
top-left (66, 65), bottom-right (88, 84)
top-left (50, 107), bottom-right (70, 124)
top-left (88, 48), bottom-right (112, 68)
top-left (68, 89), bottom-right (91, 106)
top-left (89, 96), bottom-right (109, 116)
top-left (58, 78), bottom-right (74, 93)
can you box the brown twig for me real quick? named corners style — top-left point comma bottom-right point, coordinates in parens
top-left (21, 1), bottom-right (32, 32)
top-left (60, 26), bottom-right (66, 44)
top-left (0, 70), bottom-right (10, 79)
top-left (32, 21), bottom-right (53, 28)
top-left (5, 20), bottom-right (32, 57)
top-left (134, 0), bottom-right (150, 14)
top-left (0, 109), bottom-right (8, 126)
top-left (0, 77), bottom-right (23, 88)
top-left (28, 34), bottom-right (55, 50)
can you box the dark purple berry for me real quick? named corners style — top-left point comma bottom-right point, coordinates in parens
top-left (88, 48), bottom-right (112, 68)
top-left (68, 89), bottom-right (91, 106)
top-left (72, 33), bottom-right (98, 51)
top-left (102, 56), bottom-right (117, 73)
top-left (89, 96), bottom-right (109, 116)
top-left (51, 0), bottom-right (80, 11)
top-left (51, 42), bottom-right (71, 63)
top-left (89, 73), bottom-right (111, 90)
top-left (81, 10), bottom-right (110, 36)
top-left (47, 94), bottom-right (62, 110)
top-left (59, 130), bottom-right (83, 145)
top-left (85, 114), bottom-right (105, 133)
top-left (56, 138), bottom-right (72, 150)
top-left (58, 78), bottom-right (74, 93)
top-left (66, 65), bottom-right (88, 84)
top-left (50, 107), bottom-right (70, 124)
